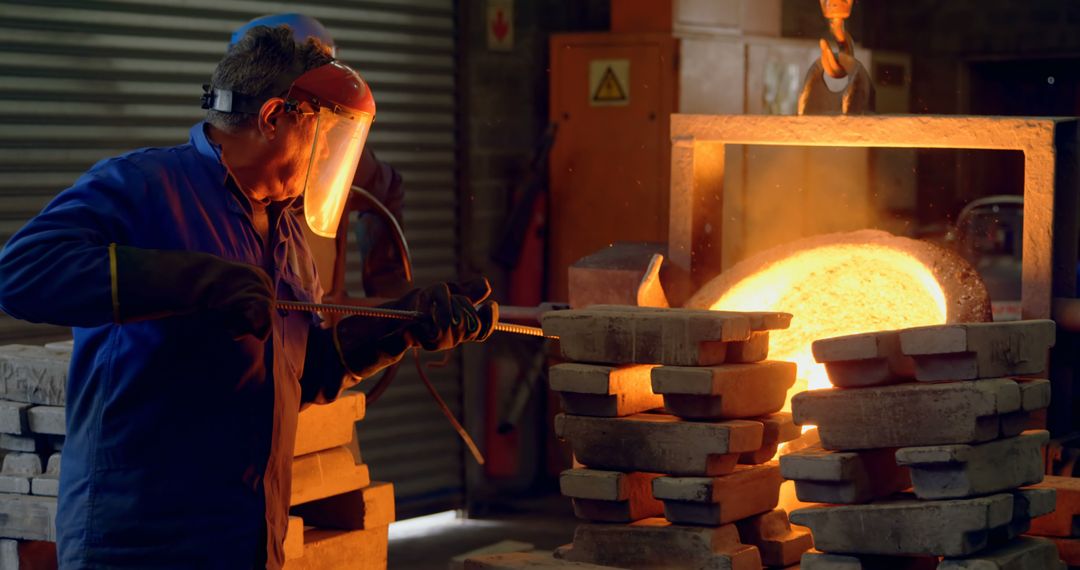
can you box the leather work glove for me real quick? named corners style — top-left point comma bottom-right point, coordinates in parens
top-left (111, 244), bottom-right (275, 341)
top-left (334, 278), bottom-right (499, 378)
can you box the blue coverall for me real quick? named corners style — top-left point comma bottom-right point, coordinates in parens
top-left (0, 122), bottom-right (350, 568)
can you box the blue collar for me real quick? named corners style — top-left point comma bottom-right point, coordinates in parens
top-left (189, 121), bottom-right (249, 220)
top-left (189, 121), bottom-right (230, 185)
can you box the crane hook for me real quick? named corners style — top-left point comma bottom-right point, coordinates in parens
top-left (819, 0), bottom-right (855, 79)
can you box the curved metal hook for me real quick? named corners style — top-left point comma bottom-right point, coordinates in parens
top-left (818, 0), bottom-right (856, 79)
top-left (819, 22), bottom-right (854, 78)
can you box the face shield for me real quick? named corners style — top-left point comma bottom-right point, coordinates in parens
top-left (299, 106), bottom-right (372, 237)
top-left (286, 61), bottom-right (376, 238)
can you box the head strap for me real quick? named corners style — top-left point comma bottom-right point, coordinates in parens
top-left (200, 59), bottom-right (311, 115)
top-left (200, 85), bottom-right (268, 114)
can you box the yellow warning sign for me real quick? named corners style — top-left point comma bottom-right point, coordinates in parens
top-left (588, 59), bottom-right (630, 107)
top-left (594, 68), bottom-right (626, 101)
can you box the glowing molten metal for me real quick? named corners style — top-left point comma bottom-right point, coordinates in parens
top-left (713, 244), bottom-right (946, 394)
top-left (687, 230), bottom-right (992, 398)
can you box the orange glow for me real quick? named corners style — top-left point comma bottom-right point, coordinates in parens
top-left (303, 109), bottom-right (373, 238)
top-left (708, 243), bottom-right (948, 397)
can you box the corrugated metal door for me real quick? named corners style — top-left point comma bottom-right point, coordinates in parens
top-left (0, 0), bottom-right (462, 518)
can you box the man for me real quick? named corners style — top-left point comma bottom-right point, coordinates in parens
top-left (232, 13), bottom-right (410, 297)
top-left (0, 25), bottom-right (494, 568)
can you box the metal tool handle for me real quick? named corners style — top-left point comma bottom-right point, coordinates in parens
top-left (274, 300), bottom-right (554, 339)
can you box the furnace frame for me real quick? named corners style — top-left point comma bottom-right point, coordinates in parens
top-left (669, 114), bottom-right (1079, 321)
top-left (668, 113), bottom-right (1080, 433)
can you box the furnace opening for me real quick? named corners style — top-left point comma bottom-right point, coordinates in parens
top-left (686, 229), bottom-right (992, 398)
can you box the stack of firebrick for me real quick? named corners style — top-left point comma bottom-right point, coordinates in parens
top-left (0, 340), bottom-right (392, 570)
top-left (785, 319), bottom-right (1067, 569)
top-left (471, 306), bottom-right (812, 569)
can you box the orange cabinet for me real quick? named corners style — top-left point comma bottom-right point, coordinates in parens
top-left (547, 33), bottom-right (678, 301)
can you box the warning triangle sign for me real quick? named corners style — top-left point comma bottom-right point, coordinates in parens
top-left (593, 66), bottom-right (627, 103)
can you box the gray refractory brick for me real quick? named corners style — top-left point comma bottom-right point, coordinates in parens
top-left (560, 469), bottom-right (659, 501)
top-left (2, 453), bottom-right (41, 476)
top-left (550, 363), bottom-right (662, 417)
top-left (1000, 379), bottom-right (1051, 437)
top-left (1028, 475), bottom-right (1080, 537)
top-left (0, 434), bottom-right (37, 452)
top-left (0, 401), bottom-right (29, 435)
top-left (585, 306), bottom-right (790, 330)
top-left (779, 445), bottom-right (910, 504)
top-left (541, 306), bottom-right (753, 366)
top-left (897, 320), bottom-right (1056, 382)
top-left (790, 493), bottom-right (1015, 557)
top-left (26, 406), bottom-right (65, 436)
top-left (0, 540), bottom-right (14, 570)
top-left (0, 345), bottom-right (70, 406)
top-left (994, 487), bottom-right (1056, 542)
top-left (734, 508), bottom-right (813, 567)
top-left (725, 311), bottom-right (791, 364)
top-left (735, 311), bottom-right (791, 331)
top-left (555, 518), bottom-right (762, 569)
top-left (568, 498), bottom-right (657, 524)
top-left (554, 413), bottom-right (764, 476)
top-left (652, 462), bottom-right (782, 526)
top-left (290, 447), bottom-right (370, 507)
top-left (290, 481), bottom-right (395, 531)
top-left (294, 391), bottom-right (365, 456)
top-left (581, 306), bottom-right (790, 364)
top-left (559, 469), bottom-right (662, 523)
top-left (31, 453), bottom-right (60, 497)
top-left (651, 361), bottom-right (795, 420)
top-left (43, 340), bottom-right (73, 353)
top-left (726, 332), bottom-right (770, 364)
top-left (30, 477), bottom-right (57, 497)
top-left (800, 550), bottom-right (939, 569)
top-left (0, 475), bottom-right (29, 494)
top-left (566, 243), bottom-right (666, 310)
top-left (938, 536), bottom-right (1066, 569)
top-left (812, 330), bottom-right (915, 388)
top-left (739, 412), bottom-right (800, 465)
top-left (0, 449), bottom-right (35, 491)
top-left (1018, 378), bottom-right (1052, 410)
top-left (895, 431), bottom-right (1047, 500)
top-left (0, 493), bottom-right (57, 540)
top-left (791, 378), bottom-right (1022, 450)
top-left (1018, 487), bottom-right (1057, 519)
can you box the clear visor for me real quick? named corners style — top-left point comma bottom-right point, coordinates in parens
top-left (302, 107), bottom-right (372, 238)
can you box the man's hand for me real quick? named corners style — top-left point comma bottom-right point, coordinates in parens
top-left (112, 245), bottom-right (275, 340)
top-left (335, 278), bottom-right (499, 378)
top-left (403, 279), bottom-right (498, 351)
top-left (194, 260), bottom-right (274, 340)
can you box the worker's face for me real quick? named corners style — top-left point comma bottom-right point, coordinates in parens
top-left (258, 100), bottom-right (323, 201)
top-left (253, 97), bottom-right (370, 236)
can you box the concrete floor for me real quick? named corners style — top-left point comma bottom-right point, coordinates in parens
top-left (388, 493), bottom-right (578, 570)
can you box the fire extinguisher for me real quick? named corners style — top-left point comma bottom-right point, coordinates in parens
top-left (484, 124), bottom-right (558, 479)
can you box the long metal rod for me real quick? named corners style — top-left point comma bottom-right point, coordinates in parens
top-left (275, 300), bottom-right (555, 339)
